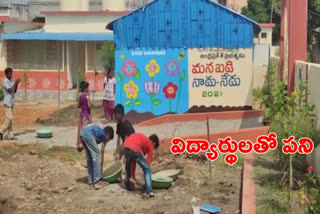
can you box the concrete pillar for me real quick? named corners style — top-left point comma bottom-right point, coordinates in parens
top-left (287, 0), bottom-right (308, 94)
top-left (0, 41), bottom-right (7, 71)
top-left (66, 41), bottom-right (72, 89)
top-left (280, 0), bottom-right (308, 93)
top-left (279, 0), bottom-right (288, 81)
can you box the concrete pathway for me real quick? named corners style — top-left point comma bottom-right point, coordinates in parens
top-left (12, 116), bottom-right (263, 152)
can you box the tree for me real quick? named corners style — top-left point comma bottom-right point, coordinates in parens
top-left (100, 42), bottom-right (115, 71)
top-left (308, 0), bottom-right (320, 62)
top-left (242, 0), bottom-right (320, 62)
top-left (242, 0), bottom-right (281, 44)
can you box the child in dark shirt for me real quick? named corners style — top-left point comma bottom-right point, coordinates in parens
top-left (113, 104), bottom-right (135, 160)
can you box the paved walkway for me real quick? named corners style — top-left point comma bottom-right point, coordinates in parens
top-left (13, 117), bottom-right (263, 152)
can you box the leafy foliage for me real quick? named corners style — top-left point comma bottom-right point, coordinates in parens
top-left (305, 171), bottom-right (320, 214)
top-left (252, 61), bottom-right (278, 123)
top-left (100, 42), bottom-right (115, 71)
top-left (242, 0), bottom-right (281, 44)
top-left (298, 168), bottom-right (320, 214)
top-left (242, 0), bottom-right (320, 62)
top-left (253, 61), bottom-right (320, 197)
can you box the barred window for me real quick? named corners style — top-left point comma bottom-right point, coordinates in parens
top-left (7, 40), bottom-right (62, 70)
top-left (125, 0), bottom-right (148, 10)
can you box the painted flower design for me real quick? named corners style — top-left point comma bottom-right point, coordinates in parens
top-left (88, 80), bottom-right (94, 90)
top-left (42, 78), bottom-right (51, 89)
top-left (122, 60), bottom-right (137, 78)
top-left (124, 80), bottom-right (139, 99)
top-left (163, 82), bottom-right (178, 99)
top-left (165, 58), bottom-right (179, 76)
top-left (56, 79), bottom-right (65, 90)
top-left (145, 59), bottom-right (160, 77)
top-left (145, 81), bottom-right (160, 95)
top-left (28, 78), bottom-right (36, 89)
top-left (97, 79), bottom-right (105, 91)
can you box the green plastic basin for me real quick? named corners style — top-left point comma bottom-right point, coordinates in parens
top-left (102, 162), bottom-right (122, 183)
top-left (152, 175), bottom-right (173, 189)
top-left (36, 129), bottom-right (53, 138)
top-left (153, 169), bottom-right (181, 181)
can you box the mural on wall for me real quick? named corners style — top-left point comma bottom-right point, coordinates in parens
top-left (0, 71), bottom-right (68, 91)
top-left (86, 73), bottom-right (105, 92)
top-left (115, 49), bottom-right (189, 116)
top-left (188, 48), bottom-right (253, 107)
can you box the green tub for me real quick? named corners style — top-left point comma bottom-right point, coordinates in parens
top-left (153, 169), bottom-right (181, 181)
top-left (102, 162), bottom-right (122, 183)
top-left (152, 175), bottom-right (173, 189)
top-left (36, 129), bottom-right (53, 138)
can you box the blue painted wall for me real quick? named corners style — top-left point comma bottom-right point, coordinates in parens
top-left (112, 0), bottom-right (259, 50)
top-left (115, 48), bottom-right (189, 115)
top-left (110, 0), bottom-right (261, 115)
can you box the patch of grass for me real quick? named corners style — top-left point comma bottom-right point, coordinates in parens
top-left (0, 143), bottom-right (82, 163)
top-left (255, 152), bottom-right (304, 214)
top-left (215, 153), bottom-right (244, 168)
top-left (256, 182), bottom-right (289, 214)
top-left (258, 203), bottom-right (288, 214)
top-left (38, 146), bottom-right (82, 162)
top-left (0, 144), bottom-right (30, 159)
top-left (36, 101), bottom-right (103, 126)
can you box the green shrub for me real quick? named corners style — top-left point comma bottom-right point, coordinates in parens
top-left (253, 61), bottom-right (320, 210)
top-left (100, 42), bottom-right (115, 71)
top-left (253, 60), bottom-right (278, 123)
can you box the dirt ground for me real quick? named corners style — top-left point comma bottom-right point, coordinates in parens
top-left (0, 101), bottom-right (73, 133)
top-left (0, 101), bottom-right (243, 214)
top-left (0, 143), bottom-right (242, 214)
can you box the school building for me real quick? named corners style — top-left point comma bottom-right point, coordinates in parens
top-left (0, 0), bottom-right (129, 99)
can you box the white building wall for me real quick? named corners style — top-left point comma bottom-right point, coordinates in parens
top-left (102, 0), bottom-right (125, 11)
top-left (44, 14), bottom-right (118, 33)
top-left (27, 0), bottom-right (148, 20)
top-left (3, 22), bottom-right (41, 34)
top-left (60, 0), bottom-right (89, 11)
top-left (254, 27), bottom-right (273, 47)
top-left (0, 0), bottom-right (28, 20)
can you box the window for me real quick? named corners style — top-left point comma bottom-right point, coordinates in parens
top-left (261, 32), bottom-right (267, 39)
top-left (7, 40), bottom-right (62, 70)
top-left (125, 0), bottom-right (148, 10)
